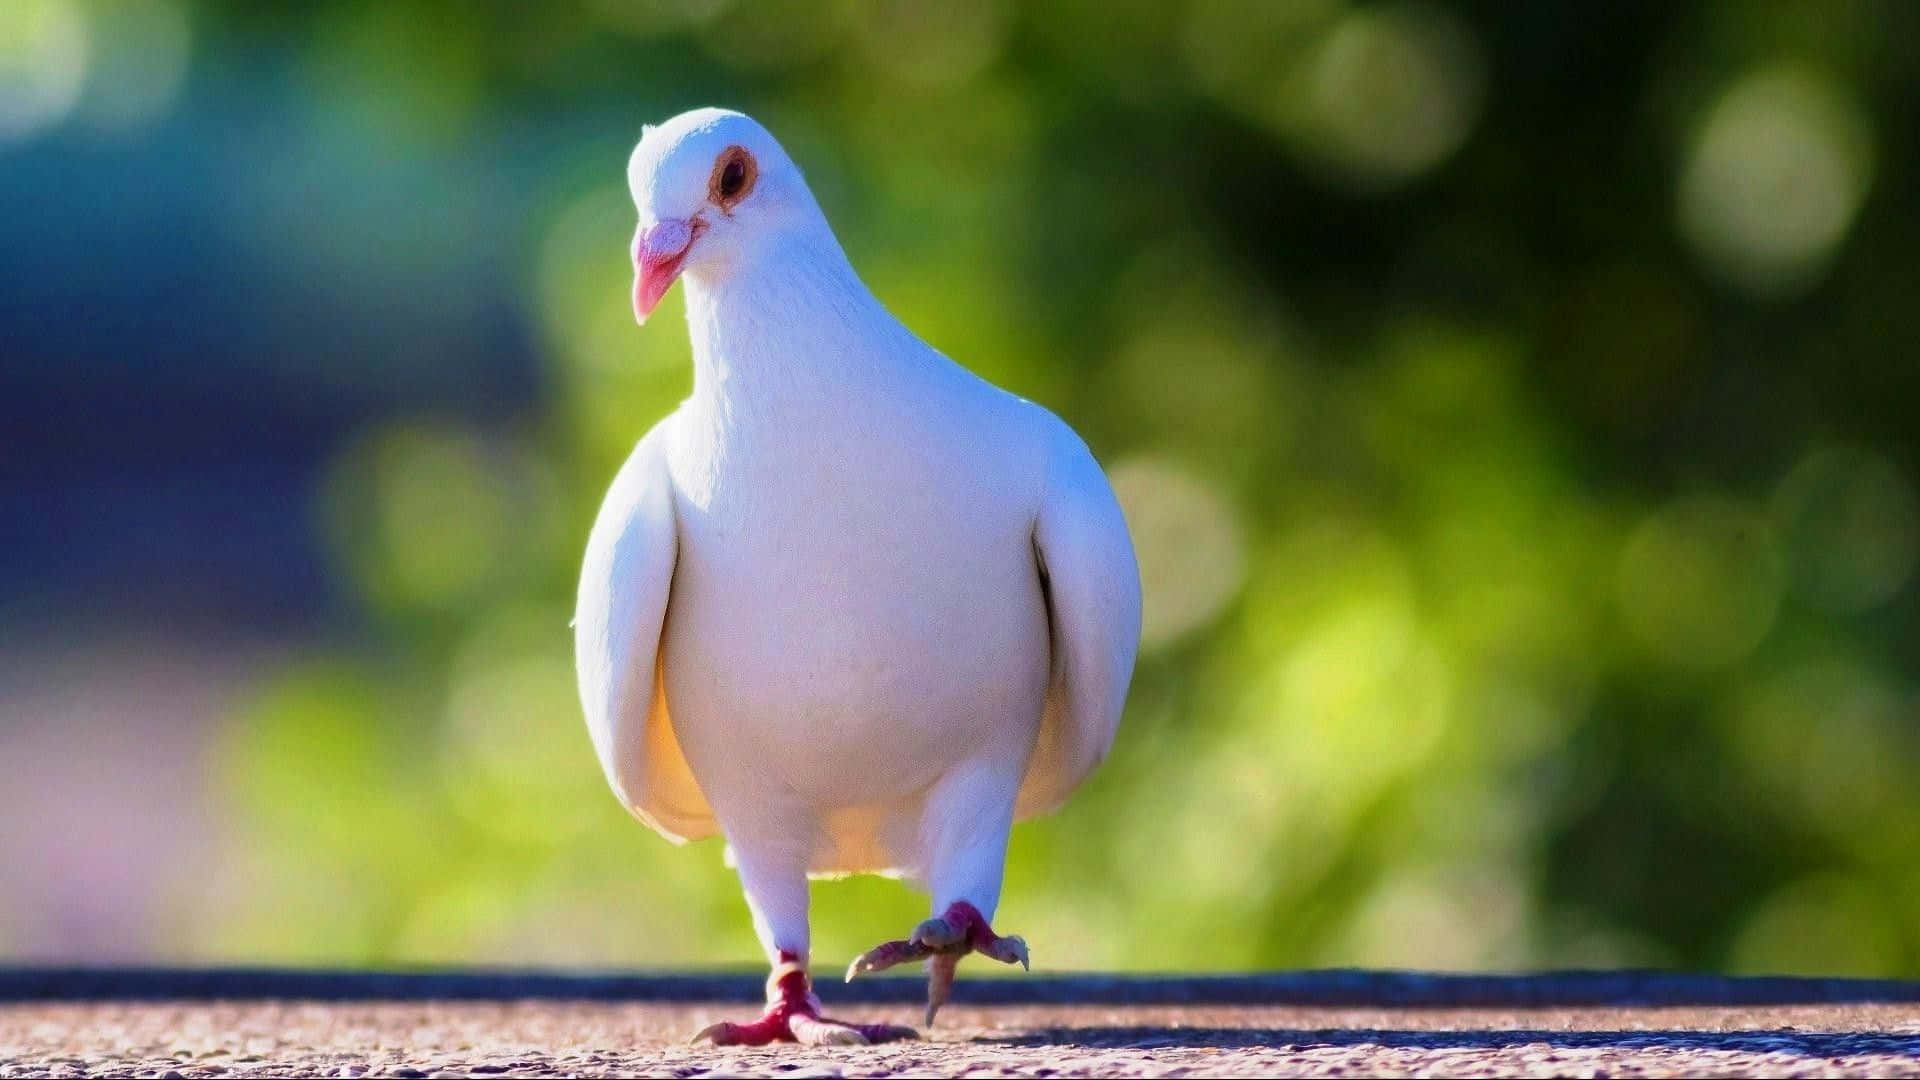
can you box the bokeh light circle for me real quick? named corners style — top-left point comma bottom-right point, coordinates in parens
top-left (1296, 2), bottom-right (1486, 190)
top-left (1678, 66), bottom-right (1874, 298)
top-left (1108, 455), bottom-right (1246, 649)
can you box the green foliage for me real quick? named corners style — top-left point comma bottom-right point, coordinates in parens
top-left (197, 0), bottom-right (1920, 974)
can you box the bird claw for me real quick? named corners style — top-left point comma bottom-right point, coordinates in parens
top-left (846, 912), bottom-right (977, 983)
top-left (701, 955), bottom-right (918, 1045)
top-left (981, 933), bottom-right (1030, 971)
top-left (688, 1021), bottom-right (731, 1045)
top-left (845, 936), bottom-right (935, 981)
top-left (854, 902), bottom-right (1031, 1029)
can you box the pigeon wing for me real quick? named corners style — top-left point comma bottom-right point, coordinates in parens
top-left (574, 419), bottom-right (716, 842)
top-left (1015, 415), bottom-right (1143, 819)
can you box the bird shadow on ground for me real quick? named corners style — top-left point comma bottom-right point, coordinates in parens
top-left (979, 1026), bottom-right (1920, 1059)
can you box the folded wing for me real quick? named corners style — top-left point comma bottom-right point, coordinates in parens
top-left (574, 421), bottom-right (716, 842)
top-left (1015, 415), bottom-right (1143, 819)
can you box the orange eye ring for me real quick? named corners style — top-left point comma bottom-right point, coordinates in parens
top-left (710, 146), bottom-right (757, 211)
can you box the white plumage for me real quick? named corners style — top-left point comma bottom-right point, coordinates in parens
top-left (573, 108), bottom-right (1140, 1042)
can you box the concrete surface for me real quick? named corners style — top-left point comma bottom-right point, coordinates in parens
top-left (2, 970), bottom-right (1917, 1077)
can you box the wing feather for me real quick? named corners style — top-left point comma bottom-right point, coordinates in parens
top-left (574, 420), bottom-right (715, 842)
top-left (1015, 416), bottom-right (1142, 819)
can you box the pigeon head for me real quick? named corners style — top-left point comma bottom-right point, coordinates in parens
top-left (626, 108), bottom-right (818, 324)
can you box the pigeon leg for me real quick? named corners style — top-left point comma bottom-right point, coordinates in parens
top-left (846, 767), bottom-right (1027, 1025)
top-left (693, 839), bottom-right (917, 1045)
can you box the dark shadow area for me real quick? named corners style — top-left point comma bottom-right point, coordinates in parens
top-left (983, 1025), bottom-right (1920, 1059)
top-left (4, 968), bottom-right (1919, 1007)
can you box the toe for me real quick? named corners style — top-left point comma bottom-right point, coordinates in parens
top-left (844, 952), bottom-right (886, 982)
top-left (689, 1011), bottom-right (792, 1046)
top-left (691, 1020), bottom-right (777, 1046)
top-left (688, 1021), bottom-right (730, 1045)
top-left (925, 952), bottom-right (958, 1028)
top-left (981, 934), bottom-right (1030, 970)
top-left (846, 937), bottom-right (933, 980)
top-left (789, 1013), bottom-right (869, 1046)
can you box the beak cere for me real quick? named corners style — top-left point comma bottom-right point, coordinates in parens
top-left (633, 218), bottom-right (697, 324)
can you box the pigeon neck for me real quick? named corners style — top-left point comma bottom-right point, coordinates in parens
top-left (682, 226), bottom-right (909, 408)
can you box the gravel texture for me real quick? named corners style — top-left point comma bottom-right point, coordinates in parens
top-left (2, 971), bottom-right (1917, 1077)
top-left (3, 998), bottom-right (1918, 1077)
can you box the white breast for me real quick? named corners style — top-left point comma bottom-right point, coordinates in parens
top-left (659, 354), bottom-right (1054, 815)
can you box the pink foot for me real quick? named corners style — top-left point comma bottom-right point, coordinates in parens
top-left (691, 957), bottom-right (917, 1047)
top-left (844, 901), bottom-right (1030, 1026)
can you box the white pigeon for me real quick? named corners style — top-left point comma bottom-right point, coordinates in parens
top-left (574, 107), bottom-right (1142, 1046)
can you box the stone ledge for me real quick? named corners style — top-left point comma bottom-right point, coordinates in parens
top-left (6, 967), bottom-right (1919, 1006)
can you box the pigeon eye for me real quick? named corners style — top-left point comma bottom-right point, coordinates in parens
top-left (710, 147), bottom-right (757, 210)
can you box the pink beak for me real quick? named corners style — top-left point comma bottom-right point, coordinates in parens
top-left (633, 218), bottom-right (697, 324)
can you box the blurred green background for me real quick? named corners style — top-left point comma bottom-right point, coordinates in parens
top-left (1, 0), bottom-right (1917, 978)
